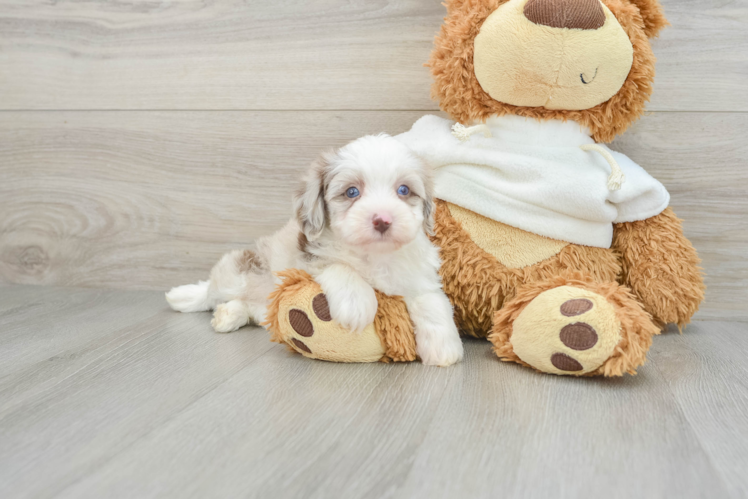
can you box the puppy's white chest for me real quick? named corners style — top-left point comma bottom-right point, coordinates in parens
top-left (363, 241), bottom-right (441, 297)
top-left (366, 262), bottom-right (408, 296)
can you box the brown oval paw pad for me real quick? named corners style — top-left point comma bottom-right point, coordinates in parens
top-left (291, 338), bottom-right (312, 354)
top-left (560, 298), bottom-right (593, 317)
top-left (560, 322), bottom-right (598, 350)
top-left (551, 353), bottom-right (583, 371)
top-left (289, 309), bottom-right (314, 337)
top-left (312, 293), bottom-right (332, 322)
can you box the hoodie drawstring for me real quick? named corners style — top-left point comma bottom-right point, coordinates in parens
top-left (451, 123), bottom-right (492, 142)
top-left (579, 143), bottom-right (625, 191)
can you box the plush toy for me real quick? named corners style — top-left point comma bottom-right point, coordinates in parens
top-left (266, 0), bottom-right (705, 376)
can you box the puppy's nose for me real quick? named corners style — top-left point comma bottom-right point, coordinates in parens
top-left (523, 0), bottom-right (605, 30)
top-left (372, 215), bottom-right (392, 234)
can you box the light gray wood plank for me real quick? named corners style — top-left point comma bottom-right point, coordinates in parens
top-left (1, 110), bottom-right (745, 321)
top-left (0, 286), bottom-right (167, 413)
top-left (52, 333), bottom-right (734, 497)
top-left (0, 286), bottom-right (276, 497)
top-left (0, 0), bottom-right (439, 111)
top-left (652, 0), bottom-right (748, 112)
top-left (0, 0), bottom-right (745, 111)
top-left (650, 323), bottom-right (748, 498)
top-left (58, 339), bottom-right (456, 498)
top-left (390, 338), bottom-right (732, 498)
top-left (0, 110), bottom-right (429, 290)
top-left (0, 286), bottom-right (745, 497)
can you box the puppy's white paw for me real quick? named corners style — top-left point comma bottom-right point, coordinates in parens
top-left (316, 265), bottom-right (378, 333)
top-left (417, 329), bottom-right (464, 367)
top-left (328, 288), bottom-right (378, 333)
top-left (211, 301), bottom-right (249, 333)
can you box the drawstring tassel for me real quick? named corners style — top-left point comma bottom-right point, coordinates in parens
top-left (579, 143), bottom-right (625, 191)
top-left (452, 123), bottom-right (492, 142)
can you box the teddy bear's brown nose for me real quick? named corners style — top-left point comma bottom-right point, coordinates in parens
top-left (523, 0), bottom-right (606, 30)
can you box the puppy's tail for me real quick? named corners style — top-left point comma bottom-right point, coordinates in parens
top-left (165, 281), bottom-right (211, 312)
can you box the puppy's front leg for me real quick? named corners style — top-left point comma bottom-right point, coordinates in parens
top-left (315, 264), bottom-right (378, 333)
top-left (406, 292), bottom-right (463, 367)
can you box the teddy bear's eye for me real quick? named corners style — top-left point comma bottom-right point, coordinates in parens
top-left (345, 187), bottom-right (360, 198)
top-left (397, 185), bottom-right (410, 196)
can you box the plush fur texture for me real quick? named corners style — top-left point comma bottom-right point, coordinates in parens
top-left (428, 0), bottom-right (663, 142)
top-left (627, 0), bottom-right (669, 37)
top-left (447, 202), bottom-right (569, 269)
top-left (373, 290), bottom-right (419, 362)
top-left (612, 207), bottom-right (705, 328)
top-left (431, 201), bottom-right (621, 337)
top-left (490, 271), bottom-right (660, 376)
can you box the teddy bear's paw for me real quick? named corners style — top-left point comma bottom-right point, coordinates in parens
top-left (275, 284), bottom-right (386, 363)
top-left (508, 286), bottom-right (623, 375)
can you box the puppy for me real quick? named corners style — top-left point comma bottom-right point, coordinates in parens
top-left (166, 134), bottom-right (463, 366)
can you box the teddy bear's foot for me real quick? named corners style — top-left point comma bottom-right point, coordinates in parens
top-left (263, 269), bottom-right (418, 363)
top-left (489, 273), bottom-right (659, 377)
top-left (500, 286), bottom-right (622, 375)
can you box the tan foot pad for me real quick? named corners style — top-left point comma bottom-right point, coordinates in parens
top-left (264, 269), bottom-right (417, 363)
top-left (511, 286), bottom-right (622, 375)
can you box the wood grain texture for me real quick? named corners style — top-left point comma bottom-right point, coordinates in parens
top-left (0, 285), bottom-right (745, 497)
top-left (1, 110), bottom-right (745, 321)
top-left (0, 110), bottom-right (428, 291)
top-left (0, 0), bottom-right (745, 111)
top-left (651, 323), bottom-right (748, 498)
top-left (0, 286), bottom-right (276, 497)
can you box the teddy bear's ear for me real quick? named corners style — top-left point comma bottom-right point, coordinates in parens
top-left (627, 0), bottom-right (669, 38)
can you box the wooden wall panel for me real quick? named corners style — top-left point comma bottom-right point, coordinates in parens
top-left (0, 0), bottom-right (745, 111)
top-left (0, 111), bottom-right (427, 289)
top-left (0, 0), bottom-right (745, 320)
top-left (1, 111), bottom-right (745, 320)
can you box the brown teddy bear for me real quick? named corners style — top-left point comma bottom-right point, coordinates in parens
top-left (266, 0), bottom-right (705, 376)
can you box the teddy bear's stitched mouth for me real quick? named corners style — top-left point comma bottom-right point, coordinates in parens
top-left (580, 68), bottom-right (599, 85)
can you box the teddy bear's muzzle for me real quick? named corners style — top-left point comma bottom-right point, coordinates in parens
top-left (472, 0), bottom-right (634, 111)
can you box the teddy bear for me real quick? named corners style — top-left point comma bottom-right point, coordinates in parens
top-left (265, 0), bottom-right (705, 376)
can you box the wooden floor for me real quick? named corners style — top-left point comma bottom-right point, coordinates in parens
top-left (0, 285), bottom-right (746, 498)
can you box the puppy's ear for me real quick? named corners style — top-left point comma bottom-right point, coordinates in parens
top-left (420, 161), bottom-right (436, 236)
top-left (294, 149), bottom-right (334, 241)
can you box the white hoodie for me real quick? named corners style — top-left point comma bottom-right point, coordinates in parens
top-left (397, 114), bottom-right (670, 249)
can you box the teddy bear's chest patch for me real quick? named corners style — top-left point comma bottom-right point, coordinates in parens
top-left (447, 202), bottom-right (569, 269)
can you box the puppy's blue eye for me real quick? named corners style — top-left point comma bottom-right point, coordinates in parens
top-left (346, 187), bottom-right (360, 198)
top-left (397, 185), bottom-right (410, 196)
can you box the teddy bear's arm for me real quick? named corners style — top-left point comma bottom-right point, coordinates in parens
top-left (612, 207), bottom-right (705, 329)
